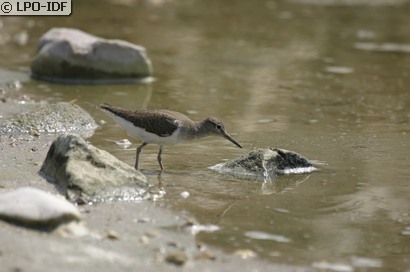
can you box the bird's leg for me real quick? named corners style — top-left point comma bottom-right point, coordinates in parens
top-left (135, 142), bottom-right (148, 170)
top-left (157, 145), bottom-right (164, 171)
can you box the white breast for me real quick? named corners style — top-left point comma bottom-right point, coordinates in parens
top-left (112, 116), bottom-right (182, 145)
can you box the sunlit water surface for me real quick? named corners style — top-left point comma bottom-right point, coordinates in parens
top-left (1, 0), bottom-right (410, 270)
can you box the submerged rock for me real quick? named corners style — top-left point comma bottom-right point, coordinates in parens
top-left (0, 187), bottom-right (80, 229)
top-left (31, 28), bottom-right (153, 84)
top-left (40, 134), bottom-right (149, 204)
top-left (210, 148), bottom-right (316, 179)
top-left (0, 102), bottom-right (98, 137)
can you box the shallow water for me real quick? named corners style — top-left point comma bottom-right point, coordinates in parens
top-left (2, 0), bottom-right (410, 270)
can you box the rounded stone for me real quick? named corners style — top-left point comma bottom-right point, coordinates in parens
top-left (0, 187), bottom-right (81, 228)
top-left (0, 102), bottom-right (98, 137)
top-left (31, 28), bottom-right (153, 84)
top-left (40, 134), bottom-right (149, 204)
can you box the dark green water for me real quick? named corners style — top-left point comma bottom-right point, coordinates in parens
top-left (2, 0), bottom-right (410, 270)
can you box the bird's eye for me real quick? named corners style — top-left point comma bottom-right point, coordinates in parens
top-left (216, 124), bottom-right (222, 130)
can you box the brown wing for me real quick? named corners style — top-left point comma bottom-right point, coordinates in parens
top-left (100, 104), bottom-right (181, 137)
top-left (129, 110), bottom-right (179, 137)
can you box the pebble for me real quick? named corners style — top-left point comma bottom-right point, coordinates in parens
top-left (195, 250), bottom-right (216, 261)
top-left (139, 235), bottom-right (149, 244)
top-left (180, 191), bottom-right (190, 198)
top-left (165, 250), bottom-right (188, 266)
top-left (106, 230), bottom-right (121, 240)
top-left (144, 230), bottom-right (161, 238)
top-left (234, 249), bottom-right (257, 259)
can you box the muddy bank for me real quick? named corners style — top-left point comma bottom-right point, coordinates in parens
top-left (0, 99), bottom-right (309, 272)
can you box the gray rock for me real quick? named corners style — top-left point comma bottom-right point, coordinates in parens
top-left (31, 28), bottom-right (153, 84)
top-left (0, 102), bottom-right (97, 137)
top-left (40, 134), bottom-right (149, 204)
top-left (0, 187), bottom-right (80, 228)
top-left (209, 148), bottom-right (316, 179)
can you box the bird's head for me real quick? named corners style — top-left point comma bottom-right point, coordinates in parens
top-left (202, 118), bottom-right (242, 148)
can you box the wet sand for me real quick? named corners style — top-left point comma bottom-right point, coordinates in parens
top-left (0, 99), bottom-right (309, 272)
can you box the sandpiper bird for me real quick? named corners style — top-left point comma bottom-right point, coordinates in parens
top-left (100, 103), bottom-right (242, 171)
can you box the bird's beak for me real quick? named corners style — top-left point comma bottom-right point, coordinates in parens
top-left (222, 130), bottom-right (242, 148)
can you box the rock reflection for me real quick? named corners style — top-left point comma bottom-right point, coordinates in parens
top-left (260, 174), bottom-right (312, 195)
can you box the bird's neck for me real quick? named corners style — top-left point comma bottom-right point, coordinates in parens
top-left (182, 120), bottom-right (209, 140)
